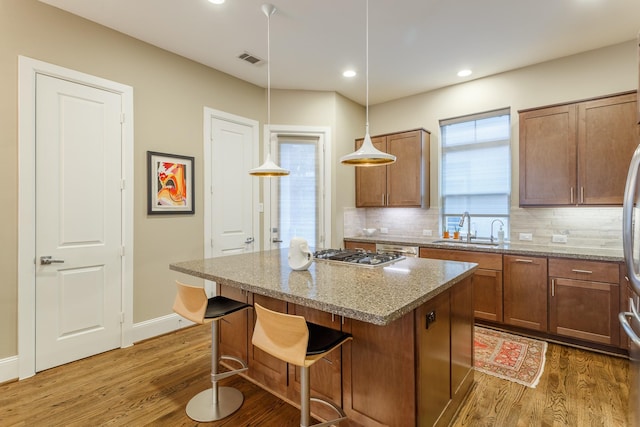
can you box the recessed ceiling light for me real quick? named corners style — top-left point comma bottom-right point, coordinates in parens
top-left (208, 0), bottom-right (225, 4)
top-left (343, 70), bottom-right (357, 78)
top-left (457, 69), bottom-right (472, 77)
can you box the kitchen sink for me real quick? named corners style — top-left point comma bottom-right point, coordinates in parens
top-left (432, 240), bottom-right (500, 247)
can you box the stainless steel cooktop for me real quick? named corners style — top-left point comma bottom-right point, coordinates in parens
top-left (313, 249), bottom-right (405, 268)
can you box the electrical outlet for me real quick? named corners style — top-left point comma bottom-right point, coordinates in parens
top-left (380, 227), bottom-right (389, 234)
top-left (552, 234), bottom-right (568, 243)
top-left (423, 229), bottom-right (433, 236)
top-left (519, 233), bottom-right (533, 241)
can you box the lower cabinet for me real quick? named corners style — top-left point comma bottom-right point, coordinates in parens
top-left (344, 240), bottom-right (376, 252)
top-left (288, 304), bottom-right (344, 422)
top-left (503, 255), bottom-right (548, 331)
top-left (246, 293), bottom-right (289, 396)
top-left (218, 284), bottom-right (249, 363)
top-left (342, 310), bottom-right (417, 427)
top-left (420, 248), bottom-right (503, 322)
top-left (548, 258), bottom-right (620, 346)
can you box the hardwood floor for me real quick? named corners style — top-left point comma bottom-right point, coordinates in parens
top-left (0, 324), bottom-right (630, 426)
top-left (452, 342), bottom-right (630, 427)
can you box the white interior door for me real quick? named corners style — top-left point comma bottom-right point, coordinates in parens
top-left (35, 74), bottom-right (123, 371)
top-left (208, 117), bottom-right (256, 257)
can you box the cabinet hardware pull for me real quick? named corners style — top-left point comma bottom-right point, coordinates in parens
top-left (382, 194), bottom-right (385, 205)
top-left (551, 279), bottom-right (555, 297)
top-left (515, 259), bottom-right (533, 263)
top-left (580, 187), bottom-right (584, 204)
top-left (571, 269), bottom-right (592, 274)
top-left (570, 187), bottom-right (574, 204)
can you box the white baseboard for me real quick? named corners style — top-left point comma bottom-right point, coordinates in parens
top-left (132, 312), bottom-right (195, 343)
top-left (0, 356), bottom-right (19, 384)
top-left (1, 314), bottom-right (194, 384)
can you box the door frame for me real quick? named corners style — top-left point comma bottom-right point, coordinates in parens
top-left (263, 125), bottom-right (332, 250)
top-left (203, 107), bottom-right (260, 259)
top-left (17, 56), bottom-right (134, 379)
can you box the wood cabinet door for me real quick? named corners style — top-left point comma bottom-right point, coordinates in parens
top-left (549, 277), bottom-right (620, 346)
top-left (387, 130), bottom-right (424, 207)
top-left (416, 290), bottom-right (450, 427)
top-left (288, 305), bottom-right (343, 421)
top-left (578, 92), bottom-right (638, 205)
top-left (449, 276), bottom-right (474, 405)
top-left (355, 135), bottom-right (387, 207)
top-left (218, 284), bottom-right (249, 363)
top-left (519, 104), bottom-right (577, 205)
top-left (503, 255), bottom-right (548, 331)
top-left (342, 313), bottom-right (416, 427)
top-left (473, 268), bottom-right (504, 322)
top-left (247, 293), bottom-right (288, 396)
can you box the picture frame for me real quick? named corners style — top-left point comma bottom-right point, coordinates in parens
top-left (147, 151), bottom-right (195, 215)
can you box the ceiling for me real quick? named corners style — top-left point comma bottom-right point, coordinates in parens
top-left (39, 0), bottom-right (640, 105)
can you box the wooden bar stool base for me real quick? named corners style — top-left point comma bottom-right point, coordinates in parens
top-left (186, 387), bottom-right (244, 422)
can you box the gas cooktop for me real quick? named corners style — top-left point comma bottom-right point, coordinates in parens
top-left (313, 249), bottom-right (405, 268)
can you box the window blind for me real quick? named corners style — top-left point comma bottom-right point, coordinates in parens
top-left (441, 108), bottom-right (511, 239)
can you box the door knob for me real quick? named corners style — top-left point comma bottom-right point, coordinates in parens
top-left (40, 256), bottom-right (65, 265)
top-left (244, 237), bottom-right (255, 244)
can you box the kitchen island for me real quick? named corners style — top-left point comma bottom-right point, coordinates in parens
top-left (170, 250), bottom-right (477, 427)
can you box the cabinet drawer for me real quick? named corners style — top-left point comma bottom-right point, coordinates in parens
top-left (420, 248), bottom-right (502, 270)
top-left (548, 258), bottom-right (619, 283)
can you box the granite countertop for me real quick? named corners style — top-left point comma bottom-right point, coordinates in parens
top-left (170, 249), bottom-right (477, 326)
top-left (345, 235), bottom-right (624, 263)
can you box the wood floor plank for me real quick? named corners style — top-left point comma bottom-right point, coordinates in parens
top-left (0, 324), bottom-right (630, 426)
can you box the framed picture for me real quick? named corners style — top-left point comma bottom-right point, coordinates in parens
top-left (147, 151), bottom-right (195, 215)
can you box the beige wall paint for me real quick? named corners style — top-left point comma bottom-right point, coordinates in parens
top-left (369, 40), bottom-right (638, 208)
top-left (1, 0), bottom-right (359, 359)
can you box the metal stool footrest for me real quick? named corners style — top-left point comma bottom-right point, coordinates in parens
top-left (305, 397), bottom-right (348, 427)
top-left (212, 355), bottom-right (249, 381)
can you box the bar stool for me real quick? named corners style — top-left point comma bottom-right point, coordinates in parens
top-left (172, 281), bottom-right (251, 422)
top-left (251, 303), bottom-right (352, 427)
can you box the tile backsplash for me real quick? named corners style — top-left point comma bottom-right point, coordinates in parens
top-left (344, 206), bottom-right (622, 250)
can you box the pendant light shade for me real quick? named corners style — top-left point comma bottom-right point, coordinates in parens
top-left (249, 4), bottom-right (289, 177)
top-left (340, 0), bottom-right (396, 167)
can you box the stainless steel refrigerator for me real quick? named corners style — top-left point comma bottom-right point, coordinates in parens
top-left (621, 141), bottom-right (640, 427)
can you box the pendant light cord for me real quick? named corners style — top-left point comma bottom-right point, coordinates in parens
top-left (365, 0), bottom-right (369, 134)
top-left (267, 6), bottom-right (271, 130)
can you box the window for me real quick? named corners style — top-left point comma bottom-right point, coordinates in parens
top-left (440, 108), bottom-right (511, 240)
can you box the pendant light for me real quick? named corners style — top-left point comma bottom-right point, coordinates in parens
top-left (340, 0), bottom-right (396, 166)
top-left (249, 4), bottom-right (290, 177)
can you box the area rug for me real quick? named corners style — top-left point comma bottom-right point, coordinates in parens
top-left (474, 326), bottom-right (547, 388)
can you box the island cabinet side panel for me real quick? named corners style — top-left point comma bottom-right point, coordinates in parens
top-left (416, 290), bottom-right (451, 427)
top-left (247, 293), bottom-right (289, 396)
top-left (443, 275), bottom-right (475, 426)
top-left (218, 284), bottom-right (249, 363)
top-left (342, 313), bottom-right (416, 427)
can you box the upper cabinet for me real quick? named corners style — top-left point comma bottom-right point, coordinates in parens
top-left (355, 128), bottom-right (430, 208)
top-left (519, 91), bottom-right (638, 206)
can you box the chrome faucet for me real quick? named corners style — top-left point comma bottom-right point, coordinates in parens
top-left (459, 212), bottom-right (472, 243)
top-left (490, 219), bottom-right (504, 243)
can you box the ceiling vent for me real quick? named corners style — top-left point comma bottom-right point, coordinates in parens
top-left (238, 52), bottom-right (264, 65)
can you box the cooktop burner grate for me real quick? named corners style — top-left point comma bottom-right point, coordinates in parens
top-left (313, 249), bottom-right (404, 267)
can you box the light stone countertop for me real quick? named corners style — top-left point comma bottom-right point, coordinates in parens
top-left (170, 249), bottom-right (477, 326)
top-left (345, 235), bottom-right (624, 263)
